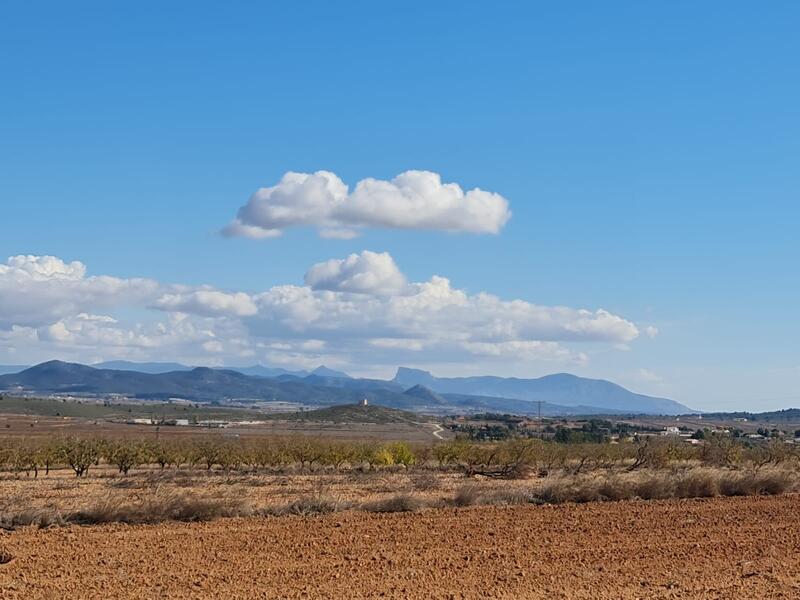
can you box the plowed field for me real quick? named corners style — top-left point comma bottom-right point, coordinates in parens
top-left (1, 494), bottom-right (798, 599)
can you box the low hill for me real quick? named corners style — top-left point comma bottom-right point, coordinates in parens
top-left (439, 392), bottom-right (627, 416)
top-left (403, 385), bottom-right (448, 406)
top-left (267, 403), bottom-right (424, 424)
top-left (0, 395), bottom-right (265, 421)
top-left (697, 408), bottom-right (800, 422)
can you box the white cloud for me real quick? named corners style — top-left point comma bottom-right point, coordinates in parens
top-left (304, 251), bottom-right (408, 295)
top-left (25, 312), bottom-right (229, 365)
top-left (220, 221), bottom-right (282, 239)
top-left (636, 368), bottom-right (664, 383)
top-left (248, 278), bottom-right (635, 359)
top-left (153, 288), bottom-right (258, 317)
top-left (202, 340), bottom-right (224, 353)
top-left (250, 256), bottom-right (640, 360)
top-left (0, 254), bottom-right (159, 328)
top-left (0, 252), bottom-right (648, 374)
top-left (369, 338), bottom-right (426, 351)
top-left (645, 325), bottom-right (659, 338)
top-left (223, 170), bottom-right (511, 239)
top-left (38, 314), bottom-right (162, 348)
top-left (3, 255), bottom-right (86, 280)
top-left (463, 341), bottom-right (588, 364)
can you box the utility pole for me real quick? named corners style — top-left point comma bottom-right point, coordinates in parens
top-left (537, 401), bottom-right (543, 439)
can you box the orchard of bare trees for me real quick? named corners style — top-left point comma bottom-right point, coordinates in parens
top-left (0, 434), bottom-right (796, 479)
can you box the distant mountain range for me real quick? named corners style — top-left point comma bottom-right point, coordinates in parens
top-left (393, 367), bottom-right (691, 415)
top-left (90, 361), bottom-right (352, 379)
top-left (0, 360), bottom-right (695, 415)
top-left (90, 360), bottom-right (313, 378)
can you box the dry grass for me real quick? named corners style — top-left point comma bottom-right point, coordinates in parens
top-left (452, 484), bottom-right (482, 507)
top-left (0, 489), bottom-right (253, 529)
top-left (0, 466), bottom-right (796, 528)
top-left (66, 490), bottom-right (254, 524)
top-left (532, 468), bottom-right (799, 504)
top-left (361, 493), bottom-right (428, 513)
top-left (718, 469), bottom-right (796, 496)
top-left (107, 470), bottom-right (199, 489)
top-left (0, 507), bottom-right (67, 530)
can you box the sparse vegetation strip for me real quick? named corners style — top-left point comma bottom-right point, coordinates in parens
top-left (0, 430), bottom-right (797, 527)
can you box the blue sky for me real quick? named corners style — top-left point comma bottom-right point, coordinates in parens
top-left (1, 2), bottom-right (799, 410)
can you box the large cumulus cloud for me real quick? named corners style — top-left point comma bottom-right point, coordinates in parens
top-left (0, 255), bottom-right (159, 329)
top-left (0, 252), bottom-right (648, 372)
top-left (222, 170), bottom-right (511, 239)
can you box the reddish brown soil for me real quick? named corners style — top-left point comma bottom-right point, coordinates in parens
top-left (1, 495), bottom-right (799, 599)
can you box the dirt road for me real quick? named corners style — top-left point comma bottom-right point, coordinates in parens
top-left (1, 494), bottom-right (798, 599)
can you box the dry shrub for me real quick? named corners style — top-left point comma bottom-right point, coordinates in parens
top-left (362, 493), bottom-right (425, 513)
top-left (67, 490), bottom-right (252, 525)
top-left (672, 469), bottom-right (719, 498)
top-left (719, 469), bottom-right (796, 496)
top-left (631, 473), bottom-right (676, 500)
top-left (0, 507), bottom-right (66, 530)
top-left (452, 484), bottom-right (482, 507)
top-left (481, 488), bottom-right (536, 506)
top-left (272, 494), bottom-right (348, 516)
top-left (597, 476), bottom-right (636, 501)
top-left (0, 549), bottom-right (13, 564)
top-left (535, 476), bottom-right (606, 504)
top-left (531, 468), bottom-right (798, 505)
top-left (451, 484), bottom-right (537, 507)
top-left (753, 470), bottom-right (796, 495)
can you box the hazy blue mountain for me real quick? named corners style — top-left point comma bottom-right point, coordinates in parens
top-left (394, 367), bottom-right (693, 415)
top-left (402, 384), bottom-right (448, 406)
top-left (311, 366), bottom-right (352, 379)
top-left (439, 392), bottom-right (627, 416)
top-left (0, 360), bottom-right (692, 416)
top-left (0, 365), bottom-right (27, 376)
top-left (0, 361), bottom-right (417, 408)
top-left (93, 360), bottom-right (310, 379)
top-left (302, 374), bottom-right (404, 392)
top-left (229, 365), bottom-right (310, 378)
top-left (93, 360), bottom-right (191, 373)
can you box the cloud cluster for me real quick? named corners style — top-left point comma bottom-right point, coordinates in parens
top-left (0, 255), bottom-right (158, 329)
top-left (251, 267), bottom-right (639, 352)
top-left (223, 170), bottom-right (511, 239)
top-left (304, 251), bottom-right (407, 295)
top-left (153, 288), bottom-right (258, 317)
top-left (0, 252), bottom-right (647, 372)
